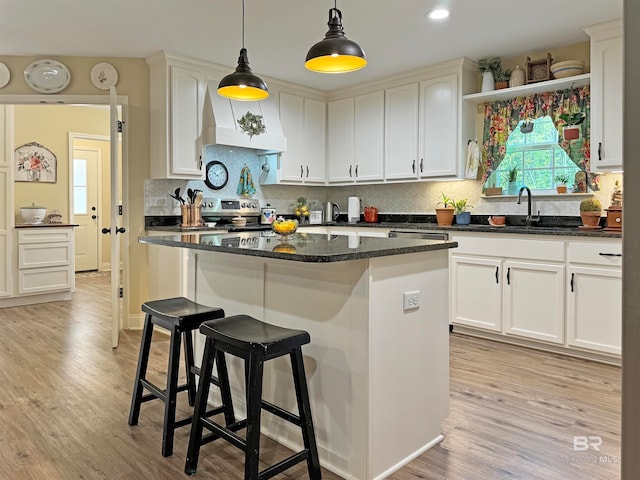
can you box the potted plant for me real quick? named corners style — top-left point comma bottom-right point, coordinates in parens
top-left (554, 173), bottom-right (571, 194)
top-left (494, 66), bottom-right (512, 89)
top-left (454, 199), bottom-right (472, 225)
top-left (478, 57), bottom-right (501, 92)
top-left (559, 112), bottom-right (586, 141)
top-left (579, 198), bottom-right (602, 228)
top-left (507, 167), bottom-right (519, 195)
top-left (435, 192), bottom-right (455, 226)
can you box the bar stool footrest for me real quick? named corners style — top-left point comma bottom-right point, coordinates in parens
top-left (259, 450), bottom-right (310, 480)
top-left (261, 399), bottom-right (301, 426)
top-left (200, 418), bottom-right (248, 449)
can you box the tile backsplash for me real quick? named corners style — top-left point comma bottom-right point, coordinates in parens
top-left (144, 146), bottom-right (622, 219)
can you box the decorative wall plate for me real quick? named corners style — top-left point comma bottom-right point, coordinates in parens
top-left (24, 59), bottom-right (71, 93)
top-left (0, 63), bottom-right (10, 89)
top-left (90, 62), bottom-right (118, 90)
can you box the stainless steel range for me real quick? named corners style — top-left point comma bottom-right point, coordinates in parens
top-left (201, 198), bottom-right (270, 231)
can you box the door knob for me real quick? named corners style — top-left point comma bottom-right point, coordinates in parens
top-left (101, 228), bottom-right (111, 234)
top-left (91, 215), bottom-right (97, 219)
top-left (116, 227), bottom-right (126, 234)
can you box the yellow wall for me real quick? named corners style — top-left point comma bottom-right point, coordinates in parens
top-left (0, 55), bottom-right (150, 326)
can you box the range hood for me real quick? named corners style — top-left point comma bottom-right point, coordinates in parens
top-left (200, 82), bottom-right (287, 153)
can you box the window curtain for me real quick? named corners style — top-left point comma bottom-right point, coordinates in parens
top-left (481, 85), bottom-right (591, 185)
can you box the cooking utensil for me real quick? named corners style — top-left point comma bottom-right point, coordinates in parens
top-left (187, 188), bottom-right (194, 204)
top-left (174, 187), bottom-right (185, 204)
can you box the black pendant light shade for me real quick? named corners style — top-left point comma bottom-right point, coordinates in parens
top-left (217, 0), bottom-right (269, 101)
top-left (218, 48), bottom-right (269, 101)
top-left (305, 7), bottom-right (367, 74)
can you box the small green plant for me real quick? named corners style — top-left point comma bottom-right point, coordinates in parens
top-left (555, 173), bottom-right (571, 185)
top-left (508, 167), bottom-right (518, 182)
top-left (454, 199), bottom-right (472, 215)
top-left (559, 112), bottom-right (586, 126)
top-left (437, 192), bottom-right (455, 208)
top-left (494, 66), bottom-right (512, 82)
top-left (579, 198), bottom-right (602, 212)
top-left (478, 57), bottom-right (502, 74)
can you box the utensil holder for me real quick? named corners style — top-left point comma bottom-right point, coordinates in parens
top-left (181, 205), bottom-right (202, 227)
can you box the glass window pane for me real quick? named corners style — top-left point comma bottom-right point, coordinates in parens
top-left (74, 159), bottom-right (87, 186)
top-left (74, 187), bottom-right (87, 215)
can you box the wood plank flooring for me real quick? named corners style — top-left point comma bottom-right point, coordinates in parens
top-left (0, 272), bottom-right (620, 480)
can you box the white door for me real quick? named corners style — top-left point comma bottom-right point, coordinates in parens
top-left (108, 87), bottom-right (125, 348)
top-left (73, 147), bottom-right (100, 271)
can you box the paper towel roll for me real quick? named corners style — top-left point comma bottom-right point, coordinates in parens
top-left (348, 196), bottom-right (361, 223)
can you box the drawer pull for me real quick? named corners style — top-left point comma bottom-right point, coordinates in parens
top-left (598, 142), bottom-right (602, 161)
top-left (507, 267), bottom-right (511, 285)
top-left (570, 272), bottom-right (574, 292)
top-left (598, 253), bottom-right (622, 257)
top-left (495, 266), bottom-right (499, 284)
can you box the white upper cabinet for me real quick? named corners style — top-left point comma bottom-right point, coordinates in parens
top-left (147, 53), bottom-right (206, 179)
top-left (279, 92), bottom-right (326, 184)
top-left (328, 92), bottom-right (384, 184)
top-left (385, 83), bottom-right (420, 180)
top-left (584, 19), bottom-right (623, 172)
top-left (419, 74), bottom-right (458, 177)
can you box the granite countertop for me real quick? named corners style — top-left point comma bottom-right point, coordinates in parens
top-left (139, 232), bottom-right (457, 263)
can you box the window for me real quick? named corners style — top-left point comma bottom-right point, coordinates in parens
top-left (484, 116), bottom-right (580, 192)
top-left (73, 158), bottom-right (88, 215)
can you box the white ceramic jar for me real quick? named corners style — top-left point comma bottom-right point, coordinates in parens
top-left (20, 203), bottom-right (47, 224)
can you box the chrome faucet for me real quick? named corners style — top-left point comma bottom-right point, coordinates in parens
top-left (517, 186), bottom-right (540, 227)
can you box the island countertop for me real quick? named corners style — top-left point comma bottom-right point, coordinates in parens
top-left (139, 231), bottom-right (458, 263)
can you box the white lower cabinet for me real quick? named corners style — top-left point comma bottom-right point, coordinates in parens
top-left (17, 228), bottom-right (75, 295)
top-left (450, 255), bottom-right (502, 332)
top-left (502, 260), bottom-right (564, 344)
top-left (450, 232), bottom-right (621, 362)
top-left (565, 239), bottom-right (622, 355)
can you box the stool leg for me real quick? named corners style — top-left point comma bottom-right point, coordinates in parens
top-left (162, 325), bottom-right (182, 457)
top-left (183, 330), bottom-right (197, 406)
top-left (185, 338), bottom-right (217, 475)
top-left (291, 348), bottom-right (322, 480)
top-left (128, 314), bottom-right (155, 426)
top-left (215, 350), bottom-right (236, 426)
top-left (244, 352), bottom-right (265, 480)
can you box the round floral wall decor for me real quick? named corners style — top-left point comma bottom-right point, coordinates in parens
top-left (15, 141), bottom-right (57, 183)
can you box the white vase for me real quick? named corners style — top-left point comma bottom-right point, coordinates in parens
top-left (481, 71), bottom-right (495, 92)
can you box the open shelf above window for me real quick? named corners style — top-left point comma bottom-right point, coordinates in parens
top-left (463, 73), bottom-right (590, 104)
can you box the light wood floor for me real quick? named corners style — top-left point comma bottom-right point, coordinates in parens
top-left (0, 272), bottom-right (620, 480)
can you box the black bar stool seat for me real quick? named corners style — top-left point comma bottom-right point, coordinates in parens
top-left (185, 314), bottom-right (322, 480)
top-left (128, 297), bottom-right (234, 457)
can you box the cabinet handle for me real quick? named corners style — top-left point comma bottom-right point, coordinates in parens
top-left (495, 266), bottom-right (499, 283)
top-left (355, 165), bottom-right (358, 177)
top-left (306, 165), bottom-right (309, 178)
top-left (506, 267), bottom-right (511, 285)
top-left (349, 165), bottom-right (352, 177)
top-left (570, 272), bottom-right (574, 292)
top-left (598, 252), bottom-right (622, 257)
top-left (598, 142), bottom-right (602, 161)
top-left (412, 159), bottom-right (415, 173)
top-left (300, 165), bottom-right (304, 178)
top-left (420, 158), bottom-right (424, 173)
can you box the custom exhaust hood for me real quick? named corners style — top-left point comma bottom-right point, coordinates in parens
top-left (200, 82), bottom-right (287, 153)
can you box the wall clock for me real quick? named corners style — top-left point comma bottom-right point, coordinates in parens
top-left (204, 160), bottom-right (228, 190)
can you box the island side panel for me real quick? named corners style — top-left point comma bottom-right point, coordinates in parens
top-left (368, 250), bottom-right (450, 478)
top-left (189, 250), bottom-right (370, 480)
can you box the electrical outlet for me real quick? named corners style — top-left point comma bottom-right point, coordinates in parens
top-left (403, 290), bottom-right (420, 311)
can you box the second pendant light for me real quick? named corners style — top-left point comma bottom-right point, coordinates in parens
top-left (218, 0), bottom-right (268, 100)
top-left (305, 1), bottom-right (367, 74)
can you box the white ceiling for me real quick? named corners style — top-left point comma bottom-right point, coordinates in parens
top-left (0, 0), bottom-right (623, 92)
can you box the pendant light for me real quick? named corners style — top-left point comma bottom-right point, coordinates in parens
top-left (305, 1), bottom-right (367, 74)
top-left (218, 0), bottom-right (268, 101)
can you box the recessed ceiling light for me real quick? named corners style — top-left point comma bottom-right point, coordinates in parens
top-left (427, 8), bottom-right (450, 20)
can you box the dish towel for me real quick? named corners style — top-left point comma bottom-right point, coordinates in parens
top-left (237, 164), bottom-right (256, 196)
top-left (464, 140), bottom-right (480, 179)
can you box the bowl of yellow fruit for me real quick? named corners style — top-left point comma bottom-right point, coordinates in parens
top-left (272, 217), bottom-right (298, 239)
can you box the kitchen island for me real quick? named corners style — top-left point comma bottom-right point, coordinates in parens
top-left (139, 231), bottom-right (457, 480)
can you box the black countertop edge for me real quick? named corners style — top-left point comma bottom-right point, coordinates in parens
top-left (138, 235), bottom-right (457, 263)
top-left (15, 223), bottom-right (79, 228)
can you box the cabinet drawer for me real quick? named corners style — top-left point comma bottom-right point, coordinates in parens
top-left (451, 234), bottom-right (564, 262)
top-left (18, 228), bottom-right (73, 244)
top-left (19, 243), bottom-right (72, 269)
top-left (568, 241), bottom-right (622, 267)
top-left (18, 266), bottom-right (73, 294)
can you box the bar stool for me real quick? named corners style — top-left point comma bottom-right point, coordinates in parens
top-left (185, 314), bottom-right (322, 480)
top-left (128, 297), bottom-right (234, 457)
